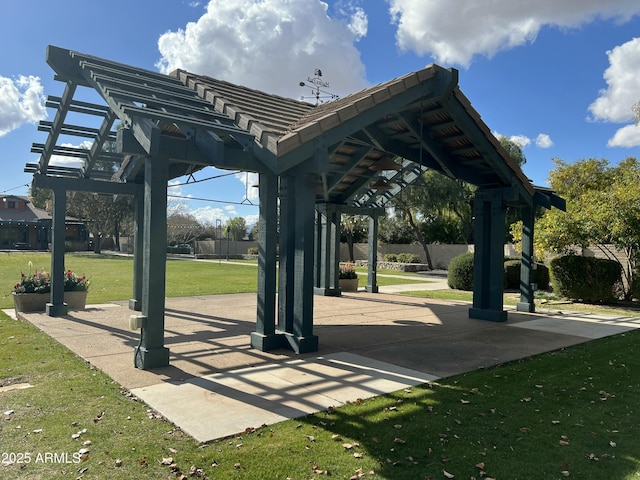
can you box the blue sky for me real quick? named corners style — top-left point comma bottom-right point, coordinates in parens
top-left (1, 0), bottom-right (639, 227)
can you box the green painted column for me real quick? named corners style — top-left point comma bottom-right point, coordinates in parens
top-left (289, 173), bottom-right (318, 352)
top-left (251, 172), bottom-right (282, 351)
top-left (129, 191), bottom-right (144, 311)
top-left (46, 186), bottom-right (67, 317)
top-left (276, 174), bottom-right (318, 353)
top-left (517, 205), bottom-right (536, 312)
top-left (365, 214), bottom-right (379, 293)
top-left (134, 157), bottom-right (170, 369)
top-left (469, 189), bottom-right (508, 322)
top-left (314, 204), bottom-right (340, 296)
top-left (277, 175), bottom-right (295, 336)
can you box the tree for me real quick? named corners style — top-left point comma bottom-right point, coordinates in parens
top-left (378, 215), bottom-right (414, 244)
top-left (167, 212), bottom-right (203, 245)
top-left (498, 135), bottom-right (526, 167)
top-left (66, 193), bottom-right (133, 253)
top-left (340, 215), bottom-right (368, 262)
top-left (533, 157), bottom-right (640, 299)
top-left (225, 217), bottom-right (247, 241)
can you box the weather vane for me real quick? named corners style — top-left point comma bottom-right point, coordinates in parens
top-left (299, 68), bottom-right (338, 105)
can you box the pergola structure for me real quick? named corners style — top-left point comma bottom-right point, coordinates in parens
top-left (27, 46), bottom-right (564, 369)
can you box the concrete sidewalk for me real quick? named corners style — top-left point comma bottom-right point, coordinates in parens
top-left (6, 291), bottom-right (640, 442)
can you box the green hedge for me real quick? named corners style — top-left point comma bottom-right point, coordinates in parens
top-left (549, 255), bottom-right (622, 303)
top-left (447, 252), bottom-right (475, 290)
top-left (167, 245), bottom-right (191, 254)
top-left (448, 253), bottom-right (550, 292)
top-left (503, 259), bottom-right (550, 291)
top-left (383, 253), bottom-right (421, 263)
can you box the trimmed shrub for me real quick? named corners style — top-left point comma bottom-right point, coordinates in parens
top-left (397, 253), bottom-right (421, 263)
top-left (503, 259), bottom-right (550, 291)
top-left (247, 247), bottom-right (259, 255)
top-left (167, 245), bottom-right (191, 254)
top-left (383, 253), bottom-right (422, 263)
top-left (549, 255), bottom-right (622, 303)
top-left (448, 252), bottom-right (475, 290)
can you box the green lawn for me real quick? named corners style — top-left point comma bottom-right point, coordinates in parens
top-left (2, 252), bottom-right (640, 478)
top-left (1, 253), bottom-right (433, 309)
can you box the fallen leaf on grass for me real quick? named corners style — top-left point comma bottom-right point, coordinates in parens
top-left (354, 452), bottom-right (364, 458)
top-left (609, 441), bottom-right (617, 448)
top-left (443, 469), bottom-right (455, 478)
top-left (561, 471), bottom-right (570, 477)
top-left (114, 458), bottom-right (122, 467)
top-left (393, 437), bottom-right (406, 445)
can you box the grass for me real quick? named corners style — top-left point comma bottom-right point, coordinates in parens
top-left (0, 253), bottom-right (432, 309)
top-left (2, 252), bottom-right (640, 478)
top-left (2, 309), bottom-right (640, 479)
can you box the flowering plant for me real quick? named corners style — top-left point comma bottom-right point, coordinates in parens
top-left (12, 262), bottom-right (89, 294)
top-left (13, 268), bottom-right (51, 294)
top-left (63, 269), bottom-right (90, 292)
top-left (339, 262), bottom-right (358, 279)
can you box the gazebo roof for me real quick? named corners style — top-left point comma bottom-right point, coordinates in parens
top-left (26, 45), bottom-right (562, 211)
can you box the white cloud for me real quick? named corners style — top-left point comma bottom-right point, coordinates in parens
top-left (387, 0), bottom-right (640, 67)
top-left (535, 133), bottom-right (554, 148)
top-left (190, 205), bottom-right (233, 225)
top-left (347, 6), bottom-right (368, 40)
top-left (507, 134), bottom-right (531, 149)
top-left (49, 140), bottom-right (92, 169)
top-left (156, 0), bottom-right (369, 99)
top-left (588, 37), bottom-right (640, 123)
top-left (235, 171), bottom-right (260, 201)
top-left (608, 123), bottom-right (640, 147)
top-left (0, 75), bottom-right (47, 137)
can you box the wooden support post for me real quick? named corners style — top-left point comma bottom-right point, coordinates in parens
top-left (289, 173), bottom-right (318, 352)
top-left (278, 175), bottom-right (295, 335)
top-left (134, 157), bottom-right (170, 369)
top-left (469, 189), bottom-right (508, 322)
top-left (277, 174), bottom-right (318, 353)
top-left (517, 206), bottom-right (536, 312)
top-left (251, 173), bottom-right (283, 350)
top-left (46, 186), bottom-right (67, 316)
top-left (129, 191), bottom-right (144, 311)
top-left (314, 204), bottom-right (341, 296)
top-left (366, 214), bottom-right (379, 293)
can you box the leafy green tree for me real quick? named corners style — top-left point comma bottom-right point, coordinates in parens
top-left (378, 215), bottom-right (414, 244)
top-left (534, 157), bottom-right (640, 299)
top-left (225, 217), bottom-right (247, 241)
top-left (340, 215), bottom-right (368, 262)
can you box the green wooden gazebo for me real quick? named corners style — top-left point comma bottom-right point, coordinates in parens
top-left (26, 46), bottom-right (564, 369)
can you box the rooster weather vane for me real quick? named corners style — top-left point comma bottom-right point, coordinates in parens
top-left (299, 69), bottom-right (339, 105)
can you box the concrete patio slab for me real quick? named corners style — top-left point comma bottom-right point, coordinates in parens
top-left (5, 290), bottom-right (639, 442)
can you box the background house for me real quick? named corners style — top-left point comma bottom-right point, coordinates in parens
top-left (0, 195), bottom-right (89, 251)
